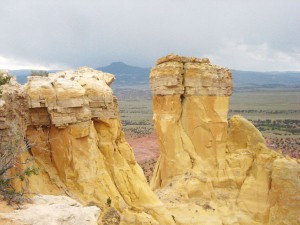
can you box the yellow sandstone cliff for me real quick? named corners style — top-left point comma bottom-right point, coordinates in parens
top-left (0, 68), bottom-right (174, 225)
top-left (149, 54), bottom-right (300, 225)
top-left (0, 56), bottom-right (299, 225)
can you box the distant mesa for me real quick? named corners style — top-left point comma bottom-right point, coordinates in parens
top-left (8, 62), bottom-right (300, 88)
top-left (97, 62), bottom-right (150, 87)
top-left (97, 61), bottom-right (150, 75)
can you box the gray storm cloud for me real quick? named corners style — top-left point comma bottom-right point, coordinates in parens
top-left (0, 0), bottom-right (299, 71)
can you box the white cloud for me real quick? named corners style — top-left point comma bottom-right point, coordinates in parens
top-left (211, 41), bottom-right (300, 71)
top-left (0, 0), bottom-right (299, 71)
top-left (0, 55), bottom-right (66, 70)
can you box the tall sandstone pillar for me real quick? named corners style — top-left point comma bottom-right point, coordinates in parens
top-left (150, 54), bottom-right (233, 188)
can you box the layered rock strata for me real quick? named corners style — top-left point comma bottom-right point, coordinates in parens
top-left (26, 68), bottom-right (117, 127)
top-left (150, 54), bottom-right (300, 225)
top-left (0, 68), bottom-right (174, 225)
top-left (150, 54), bottom-right (233, 187)
top-left (1, 58), bottom-right (299, 225)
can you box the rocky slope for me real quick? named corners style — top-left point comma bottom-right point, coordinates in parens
top-left (149, 54), bottom-right (300, 225)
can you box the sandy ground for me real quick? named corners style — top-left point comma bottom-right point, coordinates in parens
top-left (0, 201), bottom-right (21, 225)
top-left (0, 201), bottom-right (15, 213)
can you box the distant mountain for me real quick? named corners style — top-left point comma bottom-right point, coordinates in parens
top-left (8, 62), bottom-right (300, 89)
top-left (232, 70), bottom-right (300, 88)
top-left (98, 63), bottom-right (300, 88)
top-left (97, 62), bottom-right (150, 75)
top-left (96, 62), bottom-right (150, 87)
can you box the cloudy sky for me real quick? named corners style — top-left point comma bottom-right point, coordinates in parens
top-left (0, 0), bottom-right (299, 71)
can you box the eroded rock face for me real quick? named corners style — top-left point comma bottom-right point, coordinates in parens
top-left (0, 68), bottom-right (175, 225)
top-left (150, 55), bottom-right (233, 187)
top-left (149, 54), bottom-right (300, 225)
top-left (1, 58), bottom-right (299, 225)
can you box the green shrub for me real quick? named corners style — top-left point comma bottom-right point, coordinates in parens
top-left (106, 197), bottom-right (112, 207)
top-left (0, 71), bottom-right (12, 96)
top-left (0, 129), bottom-right (38, 204)
top-left (0, 75), bottom-right (11, 86)
top-left (30, 70), bottom-right (49, 77)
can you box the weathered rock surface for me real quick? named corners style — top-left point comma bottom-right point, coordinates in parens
top-left (1, 195), bottom-right (100, 225)
top-left (0, 68), bottom-right (174, 225)
top-left (149, 54), bottom-right (300, 225)
top-left (26, 67), bottom-right (117, 127)
top-left (1, 57), bottom-right (299, 225)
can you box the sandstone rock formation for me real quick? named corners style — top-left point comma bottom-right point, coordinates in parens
top-left (0, 68), bottom-right (174, 225)
top-left (149, 54), bottom-right (300, 225)
top-left (1, 57), bottom-right (299, 225)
